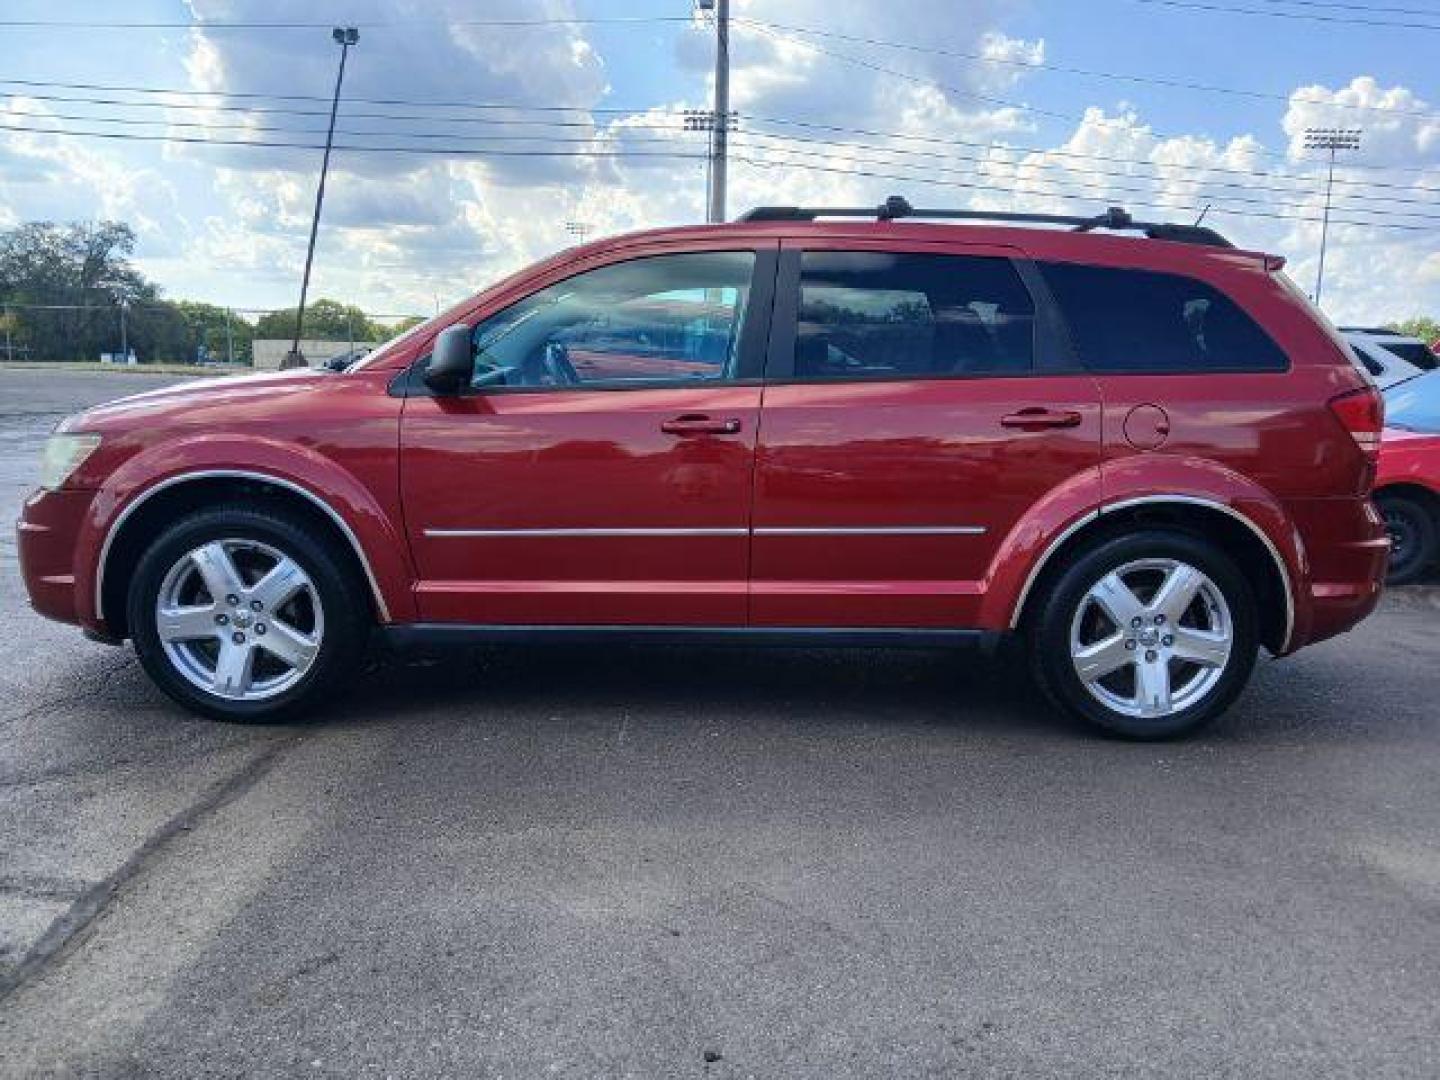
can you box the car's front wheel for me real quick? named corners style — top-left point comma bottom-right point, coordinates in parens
top-left (127, 504), bottom-right (369, 722)
top-left (1030, 529), bottom-right (1259, 739)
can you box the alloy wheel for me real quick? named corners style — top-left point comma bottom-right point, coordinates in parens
top-left (1068, 557), bottom-right (1232, 719)
top-left (154, 538), bottom-right (324, 701)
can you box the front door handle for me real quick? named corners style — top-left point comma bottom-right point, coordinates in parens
top-left (661, 414), bottom-right (742, 436)
top-left (1000, 407), bottom-right (1083, 431)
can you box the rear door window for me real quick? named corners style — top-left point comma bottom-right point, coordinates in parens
top-left (788, 251), bottom-right (1035, 380)
top-left (1039, 262), bottom-right (1288, 374)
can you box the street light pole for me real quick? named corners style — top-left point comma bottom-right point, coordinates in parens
top-left (1303, 127), bottom-right (1361, 307)
top-left (287, 26), bottom-right (358, 369)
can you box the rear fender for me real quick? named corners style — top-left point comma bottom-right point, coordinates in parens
top-left (986, 454), bottom-right (1306, 650)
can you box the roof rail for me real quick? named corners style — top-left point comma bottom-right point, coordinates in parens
top-left (736, 195), bottom-right (1233, 248)
top-left (1338, 326), bottom-right (1402, 335)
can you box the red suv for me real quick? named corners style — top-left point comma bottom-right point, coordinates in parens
top-left (17, 199), bottom-right (1389, 738)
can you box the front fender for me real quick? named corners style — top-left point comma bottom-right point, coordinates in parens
top-left (77, 434), bottom-right (416, 631)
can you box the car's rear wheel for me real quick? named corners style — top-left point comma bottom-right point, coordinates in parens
top-left (127, 504), bottom-right (369, 722)
top-left (1376, 492), bottom-right (1436, 586)
top-left (1030, 529), bottom-right (1259, 739)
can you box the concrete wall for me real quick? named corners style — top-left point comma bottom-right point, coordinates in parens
top-left (252, 339), bottom-right (354, 370)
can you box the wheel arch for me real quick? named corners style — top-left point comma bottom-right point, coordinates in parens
top-left (1010, 495), bottom-right (1297, 655)
top-left (91, 467), bottom-right (409, 638)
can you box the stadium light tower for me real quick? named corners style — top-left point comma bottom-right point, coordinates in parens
top-left (286, 26), bottom-right (359, 369)
top-left (1303, 127), bottom-right (1361, 307)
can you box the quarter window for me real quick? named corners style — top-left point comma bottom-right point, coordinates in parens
top-left (792, 252), bottom-right (1035, 379)
top-left (466, 251), bottom-right (756, 389)
top-left (1040, 262), bottom-right (1288, 374)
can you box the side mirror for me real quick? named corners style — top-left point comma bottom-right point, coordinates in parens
top-left (424, 325), bottom-right (473, 394)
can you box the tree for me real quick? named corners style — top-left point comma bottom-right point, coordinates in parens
top-left (1390, 316), bottom-right (1439, 344)
top-left (387, 315), bottom-right (427, 335)
top-left (174, 301), bottom-right (254, 364)
top-left (0, 220), bottom-right (170, 362)
top-left (253, 299), bottom-right (383, 344)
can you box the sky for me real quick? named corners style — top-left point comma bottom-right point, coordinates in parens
top-left (0, 0), bottom-right (1436, 326)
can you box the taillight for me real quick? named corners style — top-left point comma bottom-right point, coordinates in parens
top-left (1328, 386), bottom-right (1384, 464)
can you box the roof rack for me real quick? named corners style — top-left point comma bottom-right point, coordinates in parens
top-left (736, 195), bottom-right (1233, 248)
top-left (1338, 326), bottom-right (1401, 335)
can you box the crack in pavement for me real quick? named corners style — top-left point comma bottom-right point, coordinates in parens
top-left (0, 734), bottom-right (300, 999)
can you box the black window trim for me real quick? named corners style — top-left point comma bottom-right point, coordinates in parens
top-left (392, 246), bottom-right (778, 398)
top-left (761, 247), bottom-right (1080, 386)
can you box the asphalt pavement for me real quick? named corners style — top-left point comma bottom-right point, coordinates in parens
top-left (1, 367), bottom-right (1438, 1078)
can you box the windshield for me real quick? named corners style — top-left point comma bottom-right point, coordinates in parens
top-left (1383, 370), bottom-right (1440, 433)
top-left (347, 315), bottom-right (437, 371)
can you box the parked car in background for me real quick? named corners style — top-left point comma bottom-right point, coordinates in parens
top-left (1344, 331), bottom-right (1426, 389)
top-left (17, 198), bottom-right (1389, 739)
top-left (1341, 327), bottom-right (1438, 375)
top-left (1376, 370), bottom-right (1440, 584)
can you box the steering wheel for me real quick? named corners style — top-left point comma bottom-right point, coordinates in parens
top-left (542, 342), bottom-right (581, 386)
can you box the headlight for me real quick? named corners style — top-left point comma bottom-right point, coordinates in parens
top-left (38, 433), bottom-right (102, 490)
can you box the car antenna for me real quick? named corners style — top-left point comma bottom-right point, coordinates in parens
top-left (1194, 203), bottom-right (1212, 227)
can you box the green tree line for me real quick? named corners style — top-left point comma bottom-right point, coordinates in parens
top-left (0, 220), bottom-right (418, 364)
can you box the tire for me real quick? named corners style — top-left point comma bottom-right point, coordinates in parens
top-left (127, 503), bottom-right (369, 722)
top-left (1376, 493), bottom-right (1437, 587)
top-left (1029, 528), bottom-right (1259, 740)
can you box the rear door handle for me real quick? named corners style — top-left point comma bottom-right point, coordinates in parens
top-left (1000, 407), bottom-right (1083, 431)
top-left (661, 414), bottom-right (742, 436)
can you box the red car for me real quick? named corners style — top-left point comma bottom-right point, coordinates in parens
top-left (1376, 370), bottom-right (1440, 584)
top-left (17, 199), bottom-right (1388, 738)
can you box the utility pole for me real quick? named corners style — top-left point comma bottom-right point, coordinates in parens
top-left (1303, 127), bottom-right (1361, 307)
top-left (705, 0), bottom-right (730, 223)
top-left (564, 220), bottom-right (591, 245)
top-left (119, 299), bottom-right (129, 363)
top-left (224, 307), bottom-right (234, 364)
top-left (287, 26), bottom-right (358, 369)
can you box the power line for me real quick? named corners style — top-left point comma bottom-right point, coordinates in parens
top-left (5, 99), bottom-right (1437, 218)
top-left (4, 112), bottom-right (1428, 231)
top-left (743, 19), bottom-right (1439, 175)
top-left (739, 112), bottom-right (1440, 193)
top-left (0, 88), bottom-right (692, 132)
top-left (1236, 0), bottom-right (1440, 15)
top-left (0, 108), bottom-right (694, 150)
top-left (0, 14), bottom-right (699, 30)
top-left (1127, 0), bottom-right (1440, 30)
top-left (728, 135), bottom-right (1440, 225)
top-left (0, 77), bottom-right (653, 115)
top-left (736, 16), bottom-right (1440, 122)
top-left (0, 119), bottom-right (703, 162)
top-left (726, 151), bottom-right (1440, 233)
top-left (7, 98), bottom-right (1435, 209)
top-left (729, 128), bottom-right (1440, 214)
top-left (5, 72), bottom-right (1436, 181)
